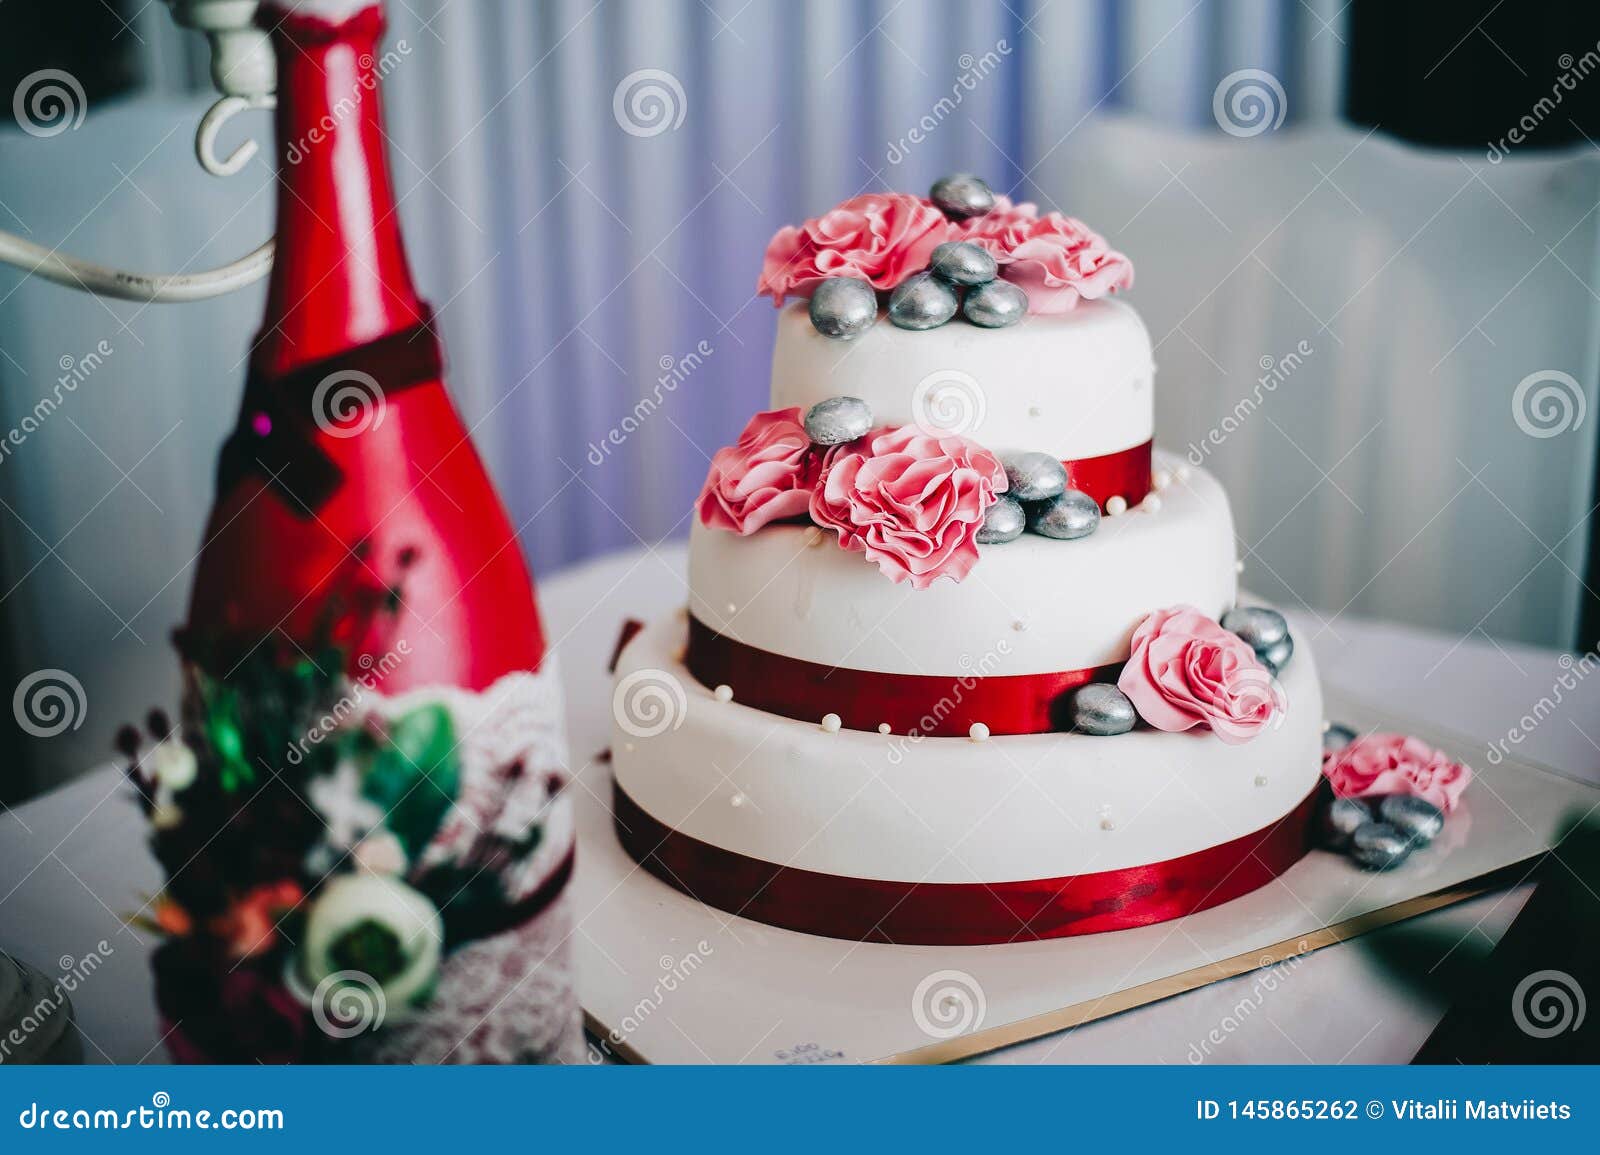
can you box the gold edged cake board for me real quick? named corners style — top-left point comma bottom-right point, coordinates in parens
top-left (569, 690), bottom-right (1596, 1064)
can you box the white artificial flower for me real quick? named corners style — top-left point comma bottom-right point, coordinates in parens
top-left (148, 738), bottom-right (198, 793)
top-left (307, 760), bottom-right (385, 852)
top-left (352, 830), bottom-right (407, 876)
top-left (299, 873), bottom-right (442, 1013)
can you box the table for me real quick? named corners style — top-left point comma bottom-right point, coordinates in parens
top-left (3, 543), bottom-right (1596, 1064)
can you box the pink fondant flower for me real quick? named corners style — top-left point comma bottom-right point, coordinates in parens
top-left (956, 196), bottom-right (1133, 314)
top-left (757, 193), bottom-right (952, 304)
top-left (1116, 605), bottom-right (1281, 744)
top-left (1322, 734), bottom-right (1472, 814)
top-left (697, 408), bottom-right (818, 535)
top-left (809, 424), bottom-right (1006, 589)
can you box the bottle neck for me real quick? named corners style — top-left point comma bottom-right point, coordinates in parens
top-left (255, 3), bottom-right (425, 378)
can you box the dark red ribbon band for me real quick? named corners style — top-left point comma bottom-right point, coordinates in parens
top-left (1066, 437), bottom-right (1152, 511)
top-left (687, 616), bottom-right (1119, 737)
top-left (614, 779), bottom-right (1320, 945)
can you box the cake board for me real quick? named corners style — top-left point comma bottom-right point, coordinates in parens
top-left (569, 689), bottom-right (1598, 1064)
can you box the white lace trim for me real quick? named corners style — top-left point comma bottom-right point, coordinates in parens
top-left (364, 660), bottom-right (574, 902)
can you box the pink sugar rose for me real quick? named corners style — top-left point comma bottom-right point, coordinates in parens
top-left (1116, 605), bottom-right (1281, 744)
top-left (697, 408), bottom-right (818, 535)
top-left (757, 193), bottom-right (952, 304)
top-left (956, 196), bottom-right (1133, 314)
top-left (809, 425), bottom-right (1006, 589)
top-left (1322, 734), bottom-right (1472, 815)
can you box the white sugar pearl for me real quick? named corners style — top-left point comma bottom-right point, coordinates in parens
top-left (1106, 495), bottom-right (1128, 516)
top-left (1176, 465), bottom-right (1192, 481)
top-left (1141, 494), bottom-right (1162, 513)
top-left (804, 526), bottom-right (825, 548)
top-left (623, 742), bottom-right (635, 753)
top-left (878, 722), bottom-right (891, 735)
top-left (1028, 405), bottom-right (1042, 417)
top-left (1322, 719), bottom-right (1332, 733)
top-left (1236, 559), bottom-right (1245, 574)
top-left (730, 792), bottom-right (746, 807)
top-left (1099, 816), bottom-right (1115, 831)
top-left (725, 601), bottom-right (737, 615)
top-left (1153, 469), bottom-right (1171, 491)
top-left (1012, 619), bottom-right (1028, 632)
top-left (820, 713), bottom-right (842, 733)
top-left (1254, 775), bottom-right (1268, 787)
top-left (714, 684), bottom-right (733, 702)
top-left (969, 722), bottom-right (990, 741)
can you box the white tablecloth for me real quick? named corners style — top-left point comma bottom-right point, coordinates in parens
top-left (3, 543), bottom-right (1596, 1064)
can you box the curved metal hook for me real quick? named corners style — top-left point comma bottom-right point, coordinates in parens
top-left (196, 93), bottom-right (276, 178)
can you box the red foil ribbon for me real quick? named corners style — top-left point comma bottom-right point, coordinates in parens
top-left (1065, 438), bottom-right (1152, 511)
top-left (687, 616), bottom-right (1119, 736)
top-left (615, 779), bottom-right (1321, 945)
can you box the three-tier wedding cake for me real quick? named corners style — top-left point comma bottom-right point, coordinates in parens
top-left (610, 177), bottom-right (1324, 945)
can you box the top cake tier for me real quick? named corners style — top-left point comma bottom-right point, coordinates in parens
top-left (769, 297), bottom-right (1154, 462)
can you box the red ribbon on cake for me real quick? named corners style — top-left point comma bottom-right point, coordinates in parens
top-left (614, 780), bottom-right (1320, 945)
top-left (1066, 438), bottom-right (1152, 511)
top-left (687, 617), bottom-right (1119, 736)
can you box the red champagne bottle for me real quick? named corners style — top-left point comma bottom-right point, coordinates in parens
top-left (186, 0), bottom-right (546, 690)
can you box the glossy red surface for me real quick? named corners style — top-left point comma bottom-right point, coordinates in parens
top-left (185, 3), bottom-right (545, 690)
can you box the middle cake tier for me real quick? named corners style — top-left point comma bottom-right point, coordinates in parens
top-left (688, 451), bottom-right (1237, 684)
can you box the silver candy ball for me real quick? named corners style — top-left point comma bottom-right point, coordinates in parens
top-left (963, 279), bottom-right (1028, 328)
top-left (930, 173), bottom-right (996, 219)
top-left (976, 495), bottom-right (1025, 544)
top-left (807, 277), bottom-right (877, 339)
top-left (1323, 722), bottom-right (1358, 753)
top-left (1004, 451), bottom-right (1067, 502)
top-left (1377, 794), bottom-right (1445, 846)
top-left (887, 273), bottom-right (959, 330)
top-left (1068, 683), bottom-right (1136, 736)
top-left (1221, 605), bottom-right (1290, 650)
top-left (1025, 488), bottom-right (1100, 540)
top-left (929, 241), bottom-right (997, 286)
top-left (803, 396), bottom-right (873, 445)
top-left (1258, 635), bottom-right (1294, 676)
top-left (1349, 821), bottom-right (1413, 871)
top-left (1318, 796), bottom-right (1373, 851)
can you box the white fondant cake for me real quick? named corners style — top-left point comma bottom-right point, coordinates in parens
top-left (613, 612), bottom-right (1321, 883)
top-left (769, 298), bottom-right (1153, 460)
top-left (689, 450), bottom-right (1235, 675)
top-left (610, 181), bottom-right (1325, 944)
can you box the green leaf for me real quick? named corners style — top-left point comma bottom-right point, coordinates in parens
top-left (360, 705), bottom-right (459, 857)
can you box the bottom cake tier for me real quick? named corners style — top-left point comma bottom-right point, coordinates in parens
top-left (610, 612), bottom-right (1325, 945)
